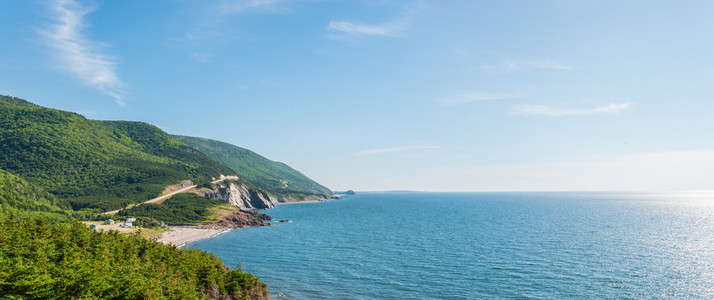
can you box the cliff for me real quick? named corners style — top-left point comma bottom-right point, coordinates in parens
top-left (195, 179), bottom-right (278, 210)
top-left (174, 135), bottom-right (332, 198)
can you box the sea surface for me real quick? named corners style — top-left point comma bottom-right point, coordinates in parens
top-left (188, 192), bottom-right (714, 299)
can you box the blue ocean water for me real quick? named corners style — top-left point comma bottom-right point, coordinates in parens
top-left (188, 192), bottom-right (714, 299)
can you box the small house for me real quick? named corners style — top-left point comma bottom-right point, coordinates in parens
top-left (123, 222), bottom-right (133, 228)
top-left (104, 219), bottom-right (115, 225)
top-left (126, 218), bottom-right (136, 223)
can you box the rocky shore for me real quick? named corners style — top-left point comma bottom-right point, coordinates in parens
top-left (156, 196), bottom-right (336, 247)
top-left (157, 209), bottom-right (272, 247)
top-left (199, 209), bottom-right (272, 230)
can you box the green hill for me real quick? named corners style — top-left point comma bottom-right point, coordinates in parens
top-left (0, 168), bottom-right (73, 223)
top-left (173, 135), bottom-right (331, 198)
top-left (0, 95), bottom-right (235, 211)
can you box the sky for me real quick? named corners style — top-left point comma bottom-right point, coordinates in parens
top-left (1, 0), bottom-right (714, 192)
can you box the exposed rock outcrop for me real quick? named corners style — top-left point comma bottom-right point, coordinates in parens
top-left (199, 209), bottom-right (272, 230)
top-left (195, 179), bottom-right (278, 210)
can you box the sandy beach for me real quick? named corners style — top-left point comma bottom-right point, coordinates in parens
top-left (156, 227), bottom-right (227, 247)
top-left (156, 198), bottom-right (336, 247)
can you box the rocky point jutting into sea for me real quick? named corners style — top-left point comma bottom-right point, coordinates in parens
top-left (155, 177), bottom-right (331, 247)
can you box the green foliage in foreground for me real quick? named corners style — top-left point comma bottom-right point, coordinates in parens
top-left (0, 95), bottom-right (235, 211)
top-left (117, 193), bottom-right (228, 226)
top-left (174, 135), bottom-right (331, 197)
top-left (0, 217), bottom-right (268, 299)
top-left (0, 168), bottom-right (73, 223)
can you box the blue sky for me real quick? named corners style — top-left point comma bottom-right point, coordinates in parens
top-left (2, 0), bottom-right (714, 192)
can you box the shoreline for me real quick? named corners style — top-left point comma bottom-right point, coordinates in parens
top-left (156, 226), bottom-right (229, 247)
top-left (276, 195), bottom-right (342, 206)
top-left (157, 197), bottom-right (338, 246)
top-left (277, 199), bottom-right (329, 205)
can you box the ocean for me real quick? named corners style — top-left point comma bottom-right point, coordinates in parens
top-left (188, 192), bottom-right (714, 299)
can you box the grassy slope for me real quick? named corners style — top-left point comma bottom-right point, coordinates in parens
top-left (0, 168), bottom-right (73, 223)
top-left (174, 135), bottom-right (331, 198)
top-left (0, 95), bottom-right (235, 211)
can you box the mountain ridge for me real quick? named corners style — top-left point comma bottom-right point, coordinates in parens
top-left (0, 94), bottom-right (331, 213)
top-left (173, 135), bottom-right (332, 201)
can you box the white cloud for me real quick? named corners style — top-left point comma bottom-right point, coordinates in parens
top-left (215, 0), bottom-right (283, 16)
top-left (190, 52), bottom-right (214, 63)
top-left (508, 60), bottom-right (571, 70)
top-left (326, 1), bottom-right (424, 39)
top-left (177, 0), bottom-right (286, 61)
top-left (43, 0), bottom-right (125, 105)
top-left (327, 21), bottom-right (393, 37)
top-left (484, 59), bottom-right (571, 71)
top-left (357, 145), bottom-right (440, 156)
top-left (511, 103), bottom-right (632, 117)
top-left (440, 92), bottom-right (524, 105)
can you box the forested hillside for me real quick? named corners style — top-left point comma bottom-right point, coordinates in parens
top-left (174, 135), bottom-right (331, 198)
top-left (0, 95), bottom-right (235, 211)
top-left (0, 168), bottom-right (72, 223)
top-left (0, 217), bottom-right (270, 299)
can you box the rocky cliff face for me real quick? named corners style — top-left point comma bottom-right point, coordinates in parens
top-left (195, 180), bottom-right (278, 210)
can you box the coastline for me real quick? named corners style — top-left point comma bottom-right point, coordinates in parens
top-left (277, 199), bottom-right (328, 205)
top-left (156, 226), bottom-right (229, 247)
top-left (157, 197), bottom-right (338, 247)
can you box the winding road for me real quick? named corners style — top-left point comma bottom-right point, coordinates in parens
top-left (102, 175), bottom-right (239, 215)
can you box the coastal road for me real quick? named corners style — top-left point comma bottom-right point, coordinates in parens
top-left (102, 176), bottom-right (239, 215)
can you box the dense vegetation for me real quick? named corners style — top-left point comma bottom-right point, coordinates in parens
top-left (0, 216), bottom-right (269, 299)
top-left (117, 193), bottom-right (230, 226)
top-left (174, 135), bottom-right (331, 198)
top-left (0, 95), bottom-right (235, 211)
top-left (0, 168), bottom-right (73, 223)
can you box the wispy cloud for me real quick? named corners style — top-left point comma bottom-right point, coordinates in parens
top-left (214, 0), bottom-right (284, 16)
top-left (507, 60), bottom-right (571, 70)
top-left (484, 59), bottom-right (571, 71)
top-left (327, 1), bottom-right (424, 39)
top-left (511, 103), bottom-right (632, 117)
top-left (327, 21), bottom-right (394, 37)
top-left (189, 52), bottom-right (214, 63)
top-left (178, 0), bottom-right (286, 62)
top-left (357, 145), bottom-right (440, 156)
top-left (440, 92), bottom-right (525, 105)
top-left (42, 0), bottom-right (125, 105)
